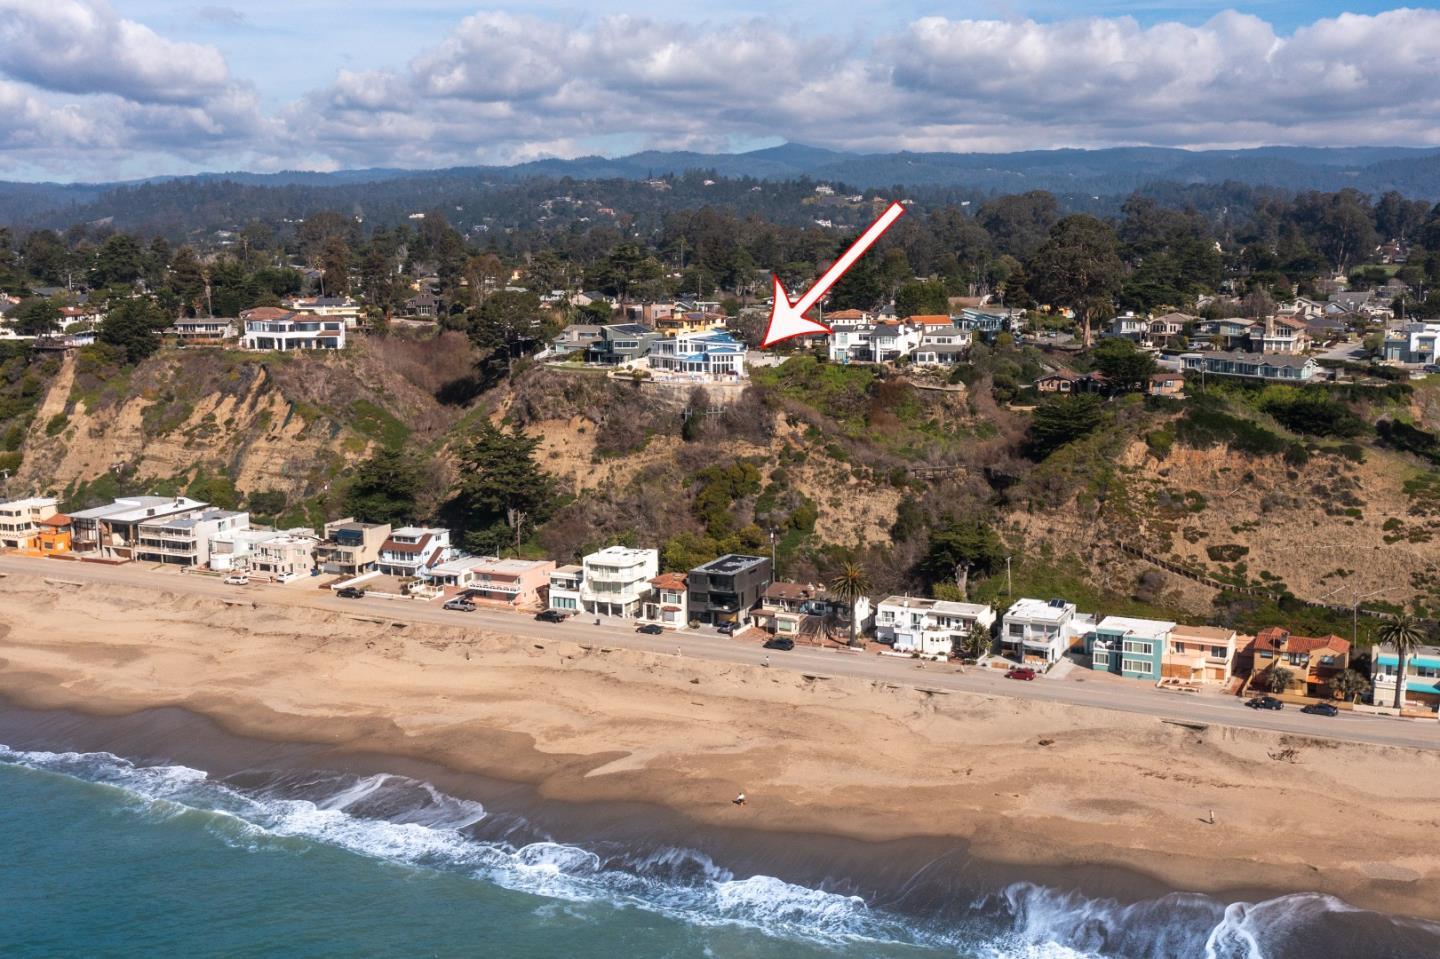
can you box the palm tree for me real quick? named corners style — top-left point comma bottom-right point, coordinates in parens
top-left (829, 561), bottom-right (872, 649)
top-left (1377, 616), bottom-right (1426, 711)
top-left (1328, 668), bottom-right (1371, 704)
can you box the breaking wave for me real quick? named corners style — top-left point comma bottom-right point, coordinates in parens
top-left (3, 745), bottom-right (1436, 958)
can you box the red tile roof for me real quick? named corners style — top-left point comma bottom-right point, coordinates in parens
top-left (650, 572), bottom-right (687, 591)
top-left (905, 314), bottom-right (953, 326)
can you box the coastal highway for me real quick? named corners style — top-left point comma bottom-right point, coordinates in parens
top-left (2, 554), bottom-right (1436, 751)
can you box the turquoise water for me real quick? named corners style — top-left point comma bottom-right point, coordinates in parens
top-left (3, 747), bottom-right (1438, 959)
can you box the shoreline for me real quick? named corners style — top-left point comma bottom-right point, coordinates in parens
top-left (2, 570), bottom-right (1439, 922)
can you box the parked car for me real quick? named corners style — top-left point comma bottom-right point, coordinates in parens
top-left (335, 586), bottom-right (365, 599)
top-left (223, 574), bottom-right (249, 586)
top-left (1425, 364), bottom-right (1440, 374)
top-left (636, 623), bottom-right (665, 635)
top-left (1005, 667), bottom-right (1037, 681)
top-left (535, 609), bottom-right (568, 623)
top-left (1246, 695), bottom-right (1284, 710)
top-left (716, 622), bottom-right (738, 635)
top-left (1301, 702), bottom-right (1339, 717)
top-left (763, 637), bottom-right (794, 651)
top-left (443, 599), bottom-right (476, 612)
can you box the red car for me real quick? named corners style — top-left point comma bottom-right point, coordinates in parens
top-left (1005, 667), bottom-right (1037, 681)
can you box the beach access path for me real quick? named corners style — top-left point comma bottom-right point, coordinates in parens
top-left (1, 554), bottom-right (1434, 752)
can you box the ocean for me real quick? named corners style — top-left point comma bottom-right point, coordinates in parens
top-left (3, 740), bottom-right (1440, 959)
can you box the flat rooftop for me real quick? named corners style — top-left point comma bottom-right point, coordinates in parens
top-left (70, 497), bottom-right (207, 523)
top-left (1096, 615), bottom-right (1177, 638)
top-left (1005, 597), bottom-right (1076, 623)
top-left (694, 553), bottom-right (768, 575)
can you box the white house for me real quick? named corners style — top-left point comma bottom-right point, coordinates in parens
top-left (0, 496), bottom-right (59, 550)
top-left (376, 527), bottom-right (453, 578)
top-left (875, 595), bottom-right (996, 656)
top-left (249, 530), bottom-right (320, 581)
top-left (579, 545), bottom-right (659, 618)
top-left (241, 308), bottom-right (346, 351)
top-left (647, 330), bottom-right (747, 380)
top-left (134, 509), bottom-right (250, 567)
top-left (999, 597), bottom-right (1095, 665)
top-left (208, 527), bottom-right (293, 572)
top-left (548, 564), bottom-right (585, 614)
top-left (869, 322), bottom-right (922, 362)
top-left (69, 496), bottom-right (210, 557)
top-left (913, 325), bottom-right (972, 366)
top-left (1384, 322), bottom-right (1440, 365)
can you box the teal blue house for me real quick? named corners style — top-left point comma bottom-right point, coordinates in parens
top-left (1088, 616), bottom-right (1176, 681)
top-left (1372, 643), bottom-right (1440, 711)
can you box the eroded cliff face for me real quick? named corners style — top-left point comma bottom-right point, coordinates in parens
top-left (16, 341), bottom-right (465, 502)
top-left (1008, 436), bottom-right (1440, 613)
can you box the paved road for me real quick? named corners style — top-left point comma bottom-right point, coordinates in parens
top-left (2, 555), bottom-right (1436, 751)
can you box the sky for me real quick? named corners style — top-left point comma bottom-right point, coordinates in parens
top-left (0, 1), bottom-right (1437, 181)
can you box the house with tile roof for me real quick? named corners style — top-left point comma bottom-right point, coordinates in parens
top-left (641, 572), bottom-right (689, 628)
top-left (1246, 626), bottom-right (1350, 696)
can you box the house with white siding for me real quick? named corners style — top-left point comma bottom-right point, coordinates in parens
top-left (875, 596), bottom-right (996, 656)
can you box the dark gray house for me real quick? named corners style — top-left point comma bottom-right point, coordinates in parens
top-left (588, 323), bottom-right (659, 365)
top-left (687, 554), bottom-right (773, 627)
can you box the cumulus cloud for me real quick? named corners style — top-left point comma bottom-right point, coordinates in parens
top-left (7, 5), bottom-right (1440, 179)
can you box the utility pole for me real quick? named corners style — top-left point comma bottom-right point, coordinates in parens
top-left (769, 528), bottom-right (778, 580)
top-left (1006, 555), bottom-right (1013, 597)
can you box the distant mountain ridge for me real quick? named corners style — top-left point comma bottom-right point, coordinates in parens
top-left (4, 143), bottom-right (1440, 229)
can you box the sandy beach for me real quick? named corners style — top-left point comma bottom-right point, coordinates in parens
top-left (2, 569), bottom-right (1439, 921)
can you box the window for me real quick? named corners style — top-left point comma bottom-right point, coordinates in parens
top-left (1122, 658), bottom-right (1154, 675)
top-left (1122, 640), bottom-right (1153, 656)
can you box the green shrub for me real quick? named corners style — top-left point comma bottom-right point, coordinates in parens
top-left (44, 413), bottom-right (68, 436)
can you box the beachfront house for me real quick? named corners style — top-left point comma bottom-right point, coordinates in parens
top-left (69, 496), bottom-right (210, 558)
top-left (288, 295), bottom-right (364, 328)
top-left (999, 598), bottom-right (1095, 666)
top-left (168, 318), bottom-right (237, 345)
top-left (460, 558), bottom-right (556, 607)
top-left (1162, 625), bottom-right (1239, 685)
top-left (1087, 616), bottom-right (1177, 681)
top-left (755, 581), bottom-right (870, 642)
top-left (375, 527), bottom-right (453, 579)
top-left (0, 496), bottom-right (59, 551)
top-left (315, 519), bottom-right (391, 577)
top-left (1246, 627), bottom-right (1350, 697)
top-left (1371, 642), bottom-right (1440, 712)
top-left (579, 546), bottom-right (659, 618)
top-left (913, 325), bottom-right (972, 367)
top-left (875, 596), bottom-right (996, 657)
top-left (245, 531), bottom-right (320, 581)
top-left (640, 572), bottom-right (689, 629)
top-left (687, 554), bottom-right (773, 628)
top-left (134, 509), bottom-right (250, 567)
top-left (548, 564), bottom-right (585, 615)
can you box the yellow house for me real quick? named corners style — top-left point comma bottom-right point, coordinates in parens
top-left (655, 311), bottom-right (728, 337)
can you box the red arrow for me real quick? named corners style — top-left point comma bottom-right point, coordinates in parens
top-left (762, 201), bottom-right (906, 348)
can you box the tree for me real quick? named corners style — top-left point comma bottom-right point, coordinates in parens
top-left (828, 560), bottom-right (872, 648)
top-left (11, 298), bottom-right (61, 337)
top-left (91, 233), bottom-right (145, 287)
top-left (978, 191), bottom-right (1060, 260)
top-left (1091, 338), bottom-right (1156, 392)
top-left (1028, 394), bottom-right (1104, 458)
top-left (468, 290), bottom-right (548, 369)
top-left (1025, 215), bottom-right (1124, 348)
top-left (344, 448), bottom-right (424, 527)
top-left (319, 236), bottom-right (351, 296)
top-left (98, 295), bottom-right (169, 362)
top-left (921, 516), bottom-right (1005, 600)
top-left (1256, 664), bottom-right (1295, 694)
top-left (1377, 616), bottom-right (1426, 710)
top-left (894, 279), bottom-right (950, 318)
top-left (1328, 669), bottom-right (1371, 704)
top-left (952, 622), bottom-right (991, 661)
top-left (449, 422), bottom-right (554, 554)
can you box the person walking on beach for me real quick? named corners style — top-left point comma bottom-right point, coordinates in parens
top-left (762, 655), bottom-right (770, 668)
top-left (733, 790), bottom-right (746, 806)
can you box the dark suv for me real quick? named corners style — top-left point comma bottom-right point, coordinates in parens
top-left (535, 609), bottom-right (568, 623)
top-left (1246, 695), bottom-right (1284, 711)
top-left (335, 586), bottom-right (365, 599)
